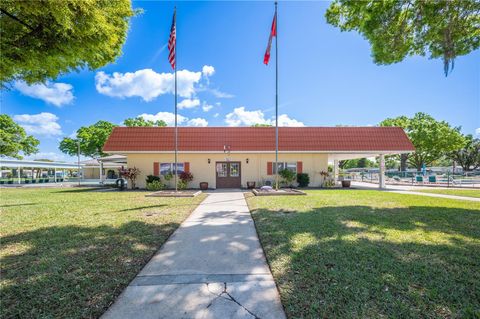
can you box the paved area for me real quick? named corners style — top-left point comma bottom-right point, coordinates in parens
top-left (353, 181), bottom-right (480, 202)
top-left (102, 190), bottom-right (286, 319)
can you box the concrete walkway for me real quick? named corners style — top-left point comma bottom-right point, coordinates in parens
top-left (352, 181), bottom-right (480, 202)
top-left (102, 190), bottom-right (286, 319)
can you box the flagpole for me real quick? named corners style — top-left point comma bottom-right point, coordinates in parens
top-left (274, 1), bottom-right (279, 191)
top-left (174, 6), bottom-right (178, 192)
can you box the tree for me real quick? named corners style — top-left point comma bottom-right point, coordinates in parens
top-left (59, 121), bottom-right (117, 158)
top-left (447, 135), bottom-right (480, 171)
top-left (124, 117), bottom-right (167, 127)
top-left (381, 113), bottom-right (465, 170)
top-left (380, 116), bottom-right (410, 171)
top-left (339, 158), bottom-right (377, 169)
top-left (0, 114), bottom-right (39, 159)
top-left (0, 0), bottom-right (137, 86)
top-left (326, 0), bottom-right (480, 76)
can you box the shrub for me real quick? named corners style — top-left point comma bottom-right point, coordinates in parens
top-left (179, 172), bottom-right (193, 183)
top-left (146, 175), bottom-right (160, 184)
top-left (279, 169), bottom-right (296, 187)
top-left (118, 167), bottom-right (141, 189)
top-left (146, 180), bottom-right (165, 191)
top-left (297, 173), bottom-right (310, 187)
top-left (177, 180), bottom-right (188, 190)
top-left (323, 179), bottom-right (335, 188)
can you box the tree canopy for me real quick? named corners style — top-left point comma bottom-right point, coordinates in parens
top-left (381, 112), bottom-right (465, 170)
top-left (59, 121), bottom-right (117, 158)
top-left (0, 0), bottom-right (136, 86)
top-left (123, 117), bottom-right (167, 127)
top-left (447, 135), bottom-right (480, 171)
top-left (59, 117), bottom-right (170, 158)
top-left (0, 114), bottom-right (39, 159)
top-left (326, 0), bottom-right (480, 75)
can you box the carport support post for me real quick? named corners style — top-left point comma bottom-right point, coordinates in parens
top-left (99, 161), bottom-right (104, 183)
top-left (333, 160), bottom-right (339, 186)
top-left (379, 154), bottom-right (386, 189)
top-left (17, 167), bottom-right (21, 184)
top-left (54, 168), bottom-right (57, 183)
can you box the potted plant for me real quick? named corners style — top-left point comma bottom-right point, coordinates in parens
top-left (342, 180), bottom-right (351, 188)
top-left (199, 182), bottom-right (208, 190)
top-left (246, 181), bottom-right (256, 189)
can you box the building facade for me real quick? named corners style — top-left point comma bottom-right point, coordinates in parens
top-left (103, 127), bottom-right (415, 189)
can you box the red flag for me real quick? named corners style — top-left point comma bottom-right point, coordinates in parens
top-left (264, 12), bottom-right (277, 65)
top-left (168, 10), bottom-right (176, 70)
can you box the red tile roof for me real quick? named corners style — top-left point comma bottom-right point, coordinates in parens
top-left (103, 127), bottom-right (415, 153)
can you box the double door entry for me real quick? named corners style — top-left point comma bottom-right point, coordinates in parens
top-left (216, 162), bottom-right (241, 188)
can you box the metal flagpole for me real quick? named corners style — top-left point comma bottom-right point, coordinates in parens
top-left (174, 6), bottom-right (178, 192)
top-left (275, 1), bottom-right (279, 190)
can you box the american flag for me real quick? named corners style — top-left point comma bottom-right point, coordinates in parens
top-left (168, 10), bottom-right (176, 70)
top-left (264, 11), bottom-right (277, 65)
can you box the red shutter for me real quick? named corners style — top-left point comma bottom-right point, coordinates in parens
top-left (267, 162), bottom-right (273, 175)
top-left (184, 162), bottom-right (190, 173)
top-left (297, 161), bottom-right (303, 174)
top-left (153, 162), bottom-right (159, 176)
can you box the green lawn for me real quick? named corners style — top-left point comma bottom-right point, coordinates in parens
top-left (246, 190), bottom-right (480, 319)
top-left (0, 188), bottom-right (205, 319)
top-left (416, 188), bottom-right (480, 198)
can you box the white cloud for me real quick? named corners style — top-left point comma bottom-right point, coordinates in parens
top-left (138, 112), bottom-right (208, 127)
top-left (95, 69), bottom-right (202, 101)
top-left (178, 98), bottom-right (200, 109)
top-left (202, 102), bottom-right (213, 112)
top-left (13, 112), bottom-right (62, 136)
top-left (202, 65), bottom-right (215, 77)
top-left (14, 81), bottom-right (74, 107)
top-left (225, 107), bottom-right (304, 127)
top-left (187, 118), bottom-right (209, 127)
top-left (139, 112), bottom-right (188, 126)
top-left (276, 114), bottom-right (305, 127)
top-left (213, 113), bottom-right (220, 118)
top-left (225, 107), bottom-right (267, 127)
top-left (475, 128), bottom-right (480, 137)
top-left (209, 88), bottom-right (234, 98)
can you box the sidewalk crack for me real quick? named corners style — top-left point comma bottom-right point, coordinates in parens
top-left (205, 282), bottom-right (260, 318)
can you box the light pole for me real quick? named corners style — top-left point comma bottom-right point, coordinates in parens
top-left (77, 140), bottom-right (81, 186)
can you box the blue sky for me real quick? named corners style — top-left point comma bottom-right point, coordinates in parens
top-left (3, 1), bottom-right (479, 161)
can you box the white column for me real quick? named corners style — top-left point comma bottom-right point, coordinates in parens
top-left (54, 168), bottom-right (57, 183)
top-left (17, 168), bottom-right (21, 184)
top-left (379, 154), bottom-right (386, 189)
top-left (333, 159), bottom-right (339, 186)
top-left (99, 162), bottom-right (104, 183)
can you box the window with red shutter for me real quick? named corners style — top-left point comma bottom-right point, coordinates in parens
top-left (297, 161), bottom-right (303, 174)
top-left (267, 162), bottom-right (273, 175)
top-left (153, 162), bottom-right (159, 176)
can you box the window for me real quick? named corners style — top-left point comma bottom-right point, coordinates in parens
top-left (160, 163), bottom-right (184, 175)
top-left (230, 163), bottom-right (240, 177)
top-left (273, 162), bottom-right (297, 174)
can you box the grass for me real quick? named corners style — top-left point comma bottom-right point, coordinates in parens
top-left (416, 188), bottom-right (480, 198)
top-left (0, 188), bottom-right (205, 319)
top-left (246, 190), bottom-right (480, 319)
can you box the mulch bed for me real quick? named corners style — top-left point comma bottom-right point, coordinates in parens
top-left (145, 190), bottom-right (202, 197)
top-left (252, 188), bottom-right (306, 196)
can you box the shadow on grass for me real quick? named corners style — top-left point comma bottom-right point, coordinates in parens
top-left (118, 204), bottom-right (168, 212)
top-left (1, 221), bottom-right (180, 318)
top-left (252, 205), bottom-right (480, 318)
top-left (0, 203), bottom-right (37, 208)
top-left (51, 187), bottom-right (107, 193)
